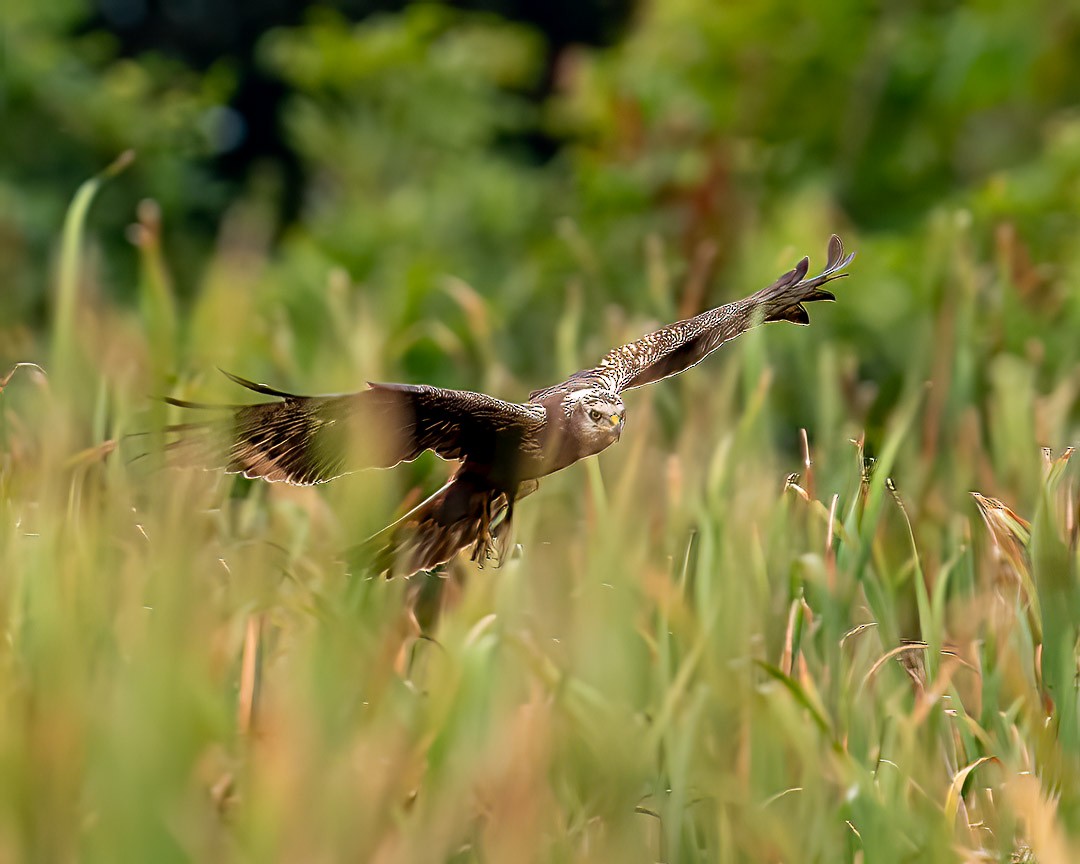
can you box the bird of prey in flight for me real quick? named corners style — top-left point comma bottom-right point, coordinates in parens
top-left (166, 235), bottom-right (854, 576)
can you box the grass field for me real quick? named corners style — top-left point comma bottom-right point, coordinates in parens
top-left (2, 156), bottom-right (1079, 864)
top-left (5, 3), bottom-right (1080, 859)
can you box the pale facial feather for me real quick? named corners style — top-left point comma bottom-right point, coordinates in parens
top-left (562, 389), bottom-right (625, 452)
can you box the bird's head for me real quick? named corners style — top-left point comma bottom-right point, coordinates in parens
top-left (565, 389), bottom-right (625, 453)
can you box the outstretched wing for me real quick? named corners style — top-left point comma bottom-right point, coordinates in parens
top-left (554, 234), bottom-right (853, 396)
top-left (165, 372), bottom-right (547, 485)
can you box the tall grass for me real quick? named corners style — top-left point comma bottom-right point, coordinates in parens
top-left (1, 172), bottom-right (1079, 863)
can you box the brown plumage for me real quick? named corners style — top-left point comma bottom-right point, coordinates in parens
top-left (166, 235), bottom-right (855, 576)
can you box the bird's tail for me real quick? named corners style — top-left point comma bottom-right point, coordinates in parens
top-left (349, 472), bottom-right (513, 578)
top-left (752, 234), bottom-right (855, 325)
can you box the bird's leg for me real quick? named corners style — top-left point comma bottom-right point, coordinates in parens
top-left (471, 495), bottom-right (493, 564)
top-left (489, 487), bottom-right (522, 566)
top-left (470, 484), bottom-right (528, 567)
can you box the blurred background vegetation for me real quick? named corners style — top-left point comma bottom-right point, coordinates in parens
top-left (4, 0), bottom-right (1080, 860)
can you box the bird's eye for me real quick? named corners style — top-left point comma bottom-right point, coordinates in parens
top-left (588, 408), bottom-right (603, 422)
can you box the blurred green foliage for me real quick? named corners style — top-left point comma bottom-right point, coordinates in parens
top-left (4, 0), bottom-right (1080, 860)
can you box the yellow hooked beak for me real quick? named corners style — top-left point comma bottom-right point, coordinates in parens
top-left (609, 414), bottom-right (621, 427)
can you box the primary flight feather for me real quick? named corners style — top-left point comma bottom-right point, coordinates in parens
top-left (166, 235), bottom-right (855, 576)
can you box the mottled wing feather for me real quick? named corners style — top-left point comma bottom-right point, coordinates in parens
top-left (166, 375), bottom-right (546, 486)
top-left (365, 382), bottom-right (547, 465)
top-left (558, 234), bottom-right (854, 394)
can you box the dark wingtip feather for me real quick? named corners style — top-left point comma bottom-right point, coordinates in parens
top-left (771, 303), bottom-right (811, 325)
top-left (218, 368), bottom-right (298, 399)
top-left (823, 235), bottom-right (856, 275)
top-left (163, 395), bottom-right (232, 410)
top-left (757, 235), bottom-right (854, 324)
top-left (805, 287), bottom-right (837, 303)
top-left (826, 234), bottom-right (843, 270)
